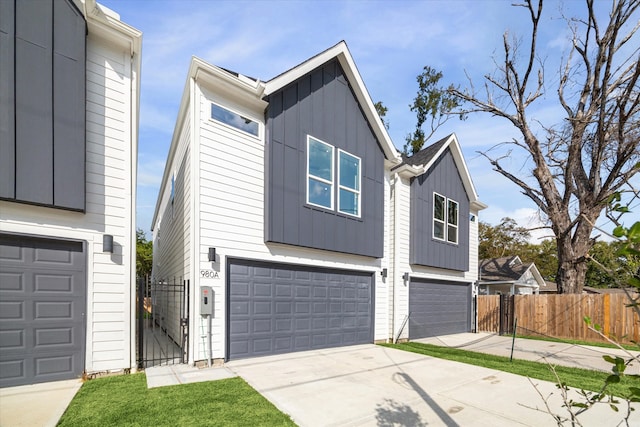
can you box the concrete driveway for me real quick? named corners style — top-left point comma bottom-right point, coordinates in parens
top-left (226, 344), bottom-right (639, 427)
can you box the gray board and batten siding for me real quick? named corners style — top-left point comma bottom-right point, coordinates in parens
top-left (227, 259), bottom-right (374, 360)
top-left (410, 148), bottom-right (470, 271)
top-left (0, 234), bottom-right (86, 387)
top-left (0, 0), bottom-right (86, 211)
top-left (408, 278), bottom-right (472, 339)
top-left (264, 59), bottom-right (386, 258)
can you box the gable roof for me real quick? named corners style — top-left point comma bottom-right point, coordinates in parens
top-left (393, 134), bottom-right (487, 211)
top-left (479, 256), bottom-right (531, 282)
top-left (264, 41), bottom-right (401, 164)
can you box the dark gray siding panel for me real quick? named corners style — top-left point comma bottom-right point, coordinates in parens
top-left (15, 1), bottom-right (54, 205)
top-left (2, 0), bottom-right (86, 211)
top-left (408, 279), bottom-right (471, 339)
top-left (0, 0), bottom-right (16, 199)
top-left (0, 234), bottom-right (86, 387)
top-left (53, 0), bottom-right (86, 210)
top-left (265, 59), bottom-right (385, 258)
top-left (227, 259), bottom-right (374, 360)
top-left (410, 149), bottom-right (470, 271)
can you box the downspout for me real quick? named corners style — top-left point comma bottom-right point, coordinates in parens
top-left (391, 173), bottom-right (401, 342)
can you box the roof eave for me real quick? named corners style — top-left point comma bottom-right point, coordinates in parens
top-left (264, 41), bottom-right (401, 164)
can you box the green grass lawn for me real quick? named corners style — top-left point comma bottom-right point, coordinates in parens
top-left (57, 374), bottom-right (295, 427)
top-left (515, 333), bottom-right (640, 351)
top-left (382, 342), bottom-right (637, 398)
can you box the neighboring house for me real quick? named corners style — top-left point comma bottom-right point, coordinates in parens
top-left (0, 0), bottom-right (141, 387)
top-left (478, 256), bottom-right (548, 295)
top-left (151, 41), bottom-right (486, 364)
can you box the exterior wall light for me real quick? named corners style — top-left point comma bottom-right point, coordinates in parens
top-left (208, 247), bottom-right (216, 262)
top-left (103, 234), bottom-right (114, 253)
top-left (381, 268), bottom-right (388, 278)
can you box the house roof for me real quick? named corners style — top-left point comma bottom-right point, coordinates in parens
top-left (393, 134), bottom-right (487, 211)
top-left (264, 41), bottom-right (401, 164)
top-left (479, 256), bottom-right (532, 282)
top-left (152, 41), bottom-right (403, 230)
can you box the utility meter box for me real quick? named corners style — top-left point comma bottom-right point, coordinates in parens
top-left (200, 286), bottom-right (213, 316)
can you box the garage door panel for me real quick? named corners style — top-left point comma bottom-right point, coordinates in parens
top-left (409, 279), bottom-right (471, 339)
top-left (0, 234), bottom-right (85, 387)
top-left (228, 260), bottom-right (373, 360)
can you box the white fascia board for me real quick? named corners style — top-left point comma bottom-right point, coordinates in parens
top-left (151, 57), bottom-right (268, 229)
top-left (264, 41), bottom-right (401, 164)
top-left (527, 264), bottom-right (546, 286)
top-left (416, 133), bottom-right (486, 209)
top-left (192, 56), bottom-right (267, 110)
top-left (394, 164), bottom-right (425, 179)
top-left (83, 0), bottom-right (142, 56)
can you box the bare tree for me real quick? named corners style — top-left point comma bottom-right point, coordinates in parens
top-left (450, 0), bottom-right (640, 293)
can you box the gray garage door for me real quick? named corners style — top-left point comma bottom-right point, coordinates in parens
top-left (0, 234), bottom-right (86, 387)
top-left (408, 279), bottom-right (471, 339)
top-left (228, 259), bottom-right (374, 360)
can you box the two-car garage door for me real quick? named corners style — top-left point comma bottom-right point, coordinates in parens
top-left (228, 260), bottom-right (374, 360)
top-left (408, 278), bottom-right (471, 339)
top-left (0, 234), bottom-right (86, 388)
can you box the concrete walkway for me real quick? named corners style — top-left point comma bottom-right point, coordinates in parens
top-left (0, 378), bottom-right (82, 427)
top-left (226, 344), bottom-right (640, 426)
top-left (416, 332), bottom-right (640, 375)
top-left (1, 333), bottom-right (637, 426)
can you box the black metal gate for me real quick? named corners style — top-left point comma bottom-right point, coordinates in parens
top-left (499, 294), bottom-right (515, 335)
top-left (136, 277), bottom-right (189, 368)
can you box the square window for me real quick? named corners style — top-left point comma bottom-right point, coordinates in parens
top-left (339, 189), bottom-right (359, 216)
top-left (308, 178), bottom-right (332, 208)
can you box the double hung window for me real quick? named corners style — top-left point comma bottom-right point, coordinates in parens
top-left (307, 136), bottom-right (361, 217)
top-left (433, 193), bottom-right (458, 244)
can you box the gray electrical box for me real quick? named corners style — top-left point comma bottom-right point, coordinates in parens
top-left (200, 286), bottom-right (213, 316)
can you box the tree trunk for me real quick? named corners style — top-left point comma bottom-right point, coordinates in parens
top-left (555, 233), bottom-right (591, 294)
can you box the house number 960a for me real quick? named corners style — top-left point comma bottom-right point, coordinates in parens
top-left (200, 270), bottom-right (219, 279)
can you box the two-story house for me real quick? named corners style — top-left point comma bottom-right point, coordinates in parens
top-left (0, 0), bottom-right (141, 387)
top-left (151, 41), bottom-right (486, 364)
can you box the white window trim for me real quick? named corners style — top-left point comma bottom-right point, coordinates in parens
top-left (447, 198), bottom-right (459, 244)
top-left (306, 136), bottom-right (334, 210)
top-left (210, 101), bottom-right (261, 139)
top-left (337, 149), bottom-right (361, 218)
top-left (433, 192), bottom-right (458, 245)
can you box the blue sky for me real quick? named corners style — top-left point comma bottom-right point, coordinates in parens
top-left (98, 0), bottom-right (632, 241)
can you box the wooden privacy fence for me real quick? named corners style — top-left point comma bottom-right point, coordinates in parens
top-left (477, 294), bottom-right (640, 345)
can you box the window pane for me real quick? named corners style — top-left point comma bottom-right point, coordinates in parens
top-left (434, 221), bottom-right (445, 239)
top-left (308, 139), bottom-right (333, 181)
top-left (339, 189), bottom-right (358, 216)
top-left (308, 177), bottom-right (332, 208)
top-left (448, 200), bottom-right (458, 225)
top-left (339, 151), bottom-right (360, 191)
top-left (434, 194), bottom-right (445, 221)
top-left (447, 225), bottom-right (458, 243)
top-left (211, 104), bottom-right (259, 136)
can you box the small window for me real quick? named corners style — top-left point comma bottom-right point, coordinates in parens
top-left (307, 136), bottom-right (334, 209)
top-left (447, 199), bottom-right (458, 244)
top-left (338, 150), bottom-right (361, 217)
top-left (433, 193), bottom-right (445, 240)
top-left (433, 193), bottom-right (458, 244)
top-left (211, 103), bottom-right (259, 137)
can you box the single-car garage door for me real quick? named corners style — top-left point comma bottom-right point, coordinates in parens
top-left (409, 278), bottom-right (471, 339)
top-left (228, 259), bottom-right (374, 360)
top-left (0, 234), bottom-right (86, 388)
